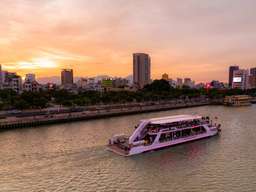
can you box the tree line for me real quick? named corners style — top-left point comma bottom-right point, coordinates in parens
top-left (0, 79), bottom-right (255, 110)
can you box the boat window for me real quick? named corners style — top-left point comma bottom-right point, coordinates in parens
top-left (191, 126), bottom-right (206, 135)
top-left (159, 133), bottom-right (173, 143)
top-left (181, 129), bottom-right (192, 137)
top-left (147, 124), bottom-right (159, 133)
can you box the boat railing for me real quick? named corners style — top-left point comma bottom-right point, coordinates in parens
top-left (146, 122), bottom-right (208, 134)
top-left (147, 131), bottom-right (159, 135)
top-left (160, 125), bottom-right (202, 133)
top-left (159, 128), bottom-right (208, 143)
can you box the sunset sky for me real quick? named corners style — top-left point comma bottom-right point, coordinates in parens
top-left (1, 0), bottom-right (256, 82)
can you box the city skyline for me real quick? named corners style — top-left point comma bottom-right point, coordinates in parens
top-left (1, 1), bottom-right (256, 82)
top-left (1, 60), bottom-right (256, 86)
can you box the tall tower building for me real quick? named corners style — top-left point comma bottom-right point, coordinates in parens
top-left (0, 64), bottom-right (2, 88)
top-left (232, 69), bottom-right (249, 90)
top-left (133, 53), bottom-right (151, 89)
top-left (61, 69), bottom-right (74, 86)
top-left (229, 65), bottom-right (239, 88)
top-left (250, 67), bottom-right (256, 76)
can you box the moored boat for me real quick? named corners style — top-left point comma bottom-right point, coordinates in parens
top-left (224, 95), bottom-right (252, 106)
top-left (107, 114), bottom-right (221, 156)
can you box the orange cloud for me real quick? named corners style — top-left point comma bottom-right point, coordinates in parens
top-left (1, 0), bottom-right (256, 82)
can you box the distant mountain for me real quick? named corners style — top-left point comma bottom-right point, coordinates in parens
top-left (37, 76), bottom-right (82, 84)
top-left (93, 75), bottom-right (112, 81)
top-left (37, 76), bottom-right (60, 84)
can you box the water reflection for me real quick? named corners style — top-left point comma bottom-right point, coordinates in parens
top-left (0, 105), bottom-right (255, 191)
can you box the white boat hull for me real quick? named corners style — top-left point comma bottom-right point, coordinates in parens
top-left (107, 128), bottom-right (219, 156)
top-left (107, 114), bottom-right (221, 156)
top-left (128, 129), bottom-right (218, 156)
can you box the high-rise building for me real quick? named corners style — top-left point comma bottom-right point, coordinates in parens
top-left (229, 65), bottom-right (239, 87)
top-left (248, 75), bottom-right (256, 89)
top-left (0, 64), bottom-right (3, 89)
top-left (61, 69), bottom-right (73, 86)
top-left (133, 53), bottom-right (151, 89)
top-left (250, 67), bottom-right (256, 76)
top-left (232, 69), bottom-right (249, 90)
top-left (162, 73), bottom-right (169, 81)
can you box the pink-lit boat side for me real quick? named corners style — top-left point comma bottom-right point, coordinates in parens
top-left (107, 115), bottom-right (221, 156)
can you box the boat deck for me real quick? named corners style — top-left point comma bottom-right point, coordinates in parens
top-left (107, 144), bottom-right (130, 156)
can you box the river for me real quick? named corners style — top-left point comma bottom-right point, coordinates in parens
top-left (0, 105), bottom-right (256, 192)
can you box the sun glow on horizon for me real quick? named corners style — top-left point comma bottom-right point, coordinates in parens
top-left (12, 58), bottom-right (59, 70)
top-left (33, 58), bottom-right (58, 69)
top-left (1, 1), bottom-right (256, 82)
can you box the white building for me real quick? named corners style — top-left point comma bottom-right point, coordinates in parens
top-left (76, 78), bottom-right (102, 91)
top-left (76, 78), bottom-right (89, 89)
top-left (23, 81), bottom-right (41, 92)
top-left (23, 73), bottom-right (41, 92)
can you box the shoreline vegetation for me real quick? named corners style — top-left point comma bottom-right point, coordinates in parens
top-left (1, 80), bottom-right (255, 111)
top-left (0, 79), bottom-right (255, 129)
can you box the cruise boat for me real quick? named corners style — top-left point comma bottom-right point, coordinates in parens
top-left (224, 95), bottom-right (252, 106)
top-left (107, 115), bottom-right (221, 156)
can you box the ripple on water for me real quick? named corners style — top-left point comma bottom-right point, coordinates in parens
top-left (0, 106), bottom-right (256, 191)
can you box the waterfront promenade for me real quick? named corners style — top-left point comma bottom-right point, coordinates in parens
top-left (0, 99), bottom-right (219, 130)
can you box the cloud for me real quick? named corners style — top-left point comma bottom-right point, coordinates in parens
top-left (38, 48), bottom-right (93, 62)
top-left (1, 0), bottom-right (256, 82)
top-left (3, 58), bottom-right (58, 70)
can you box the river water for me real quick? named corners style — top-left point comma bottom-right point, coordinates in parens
top-left (0, 105), bottom-right (256, 192)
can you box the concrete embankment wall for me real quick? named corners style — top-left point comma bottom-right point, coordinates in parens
top-left (0, 101), bottom-right (215, 130)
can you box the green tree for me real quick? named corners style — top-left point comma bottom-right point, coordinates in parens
top-left (143, 79), bottom-right (171, 93)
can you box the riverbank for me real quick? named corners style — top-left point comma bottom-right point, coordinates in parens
top-left (0, 99), bottom-right (222, 130)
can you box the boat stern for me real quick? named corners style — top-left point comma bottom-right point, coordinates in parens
top-left (107, 134), bottom-right (131, 156)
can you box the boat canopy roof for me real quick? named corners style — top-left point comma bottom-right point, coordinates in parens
top-left (144, 115), bottom-right (202, 125)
